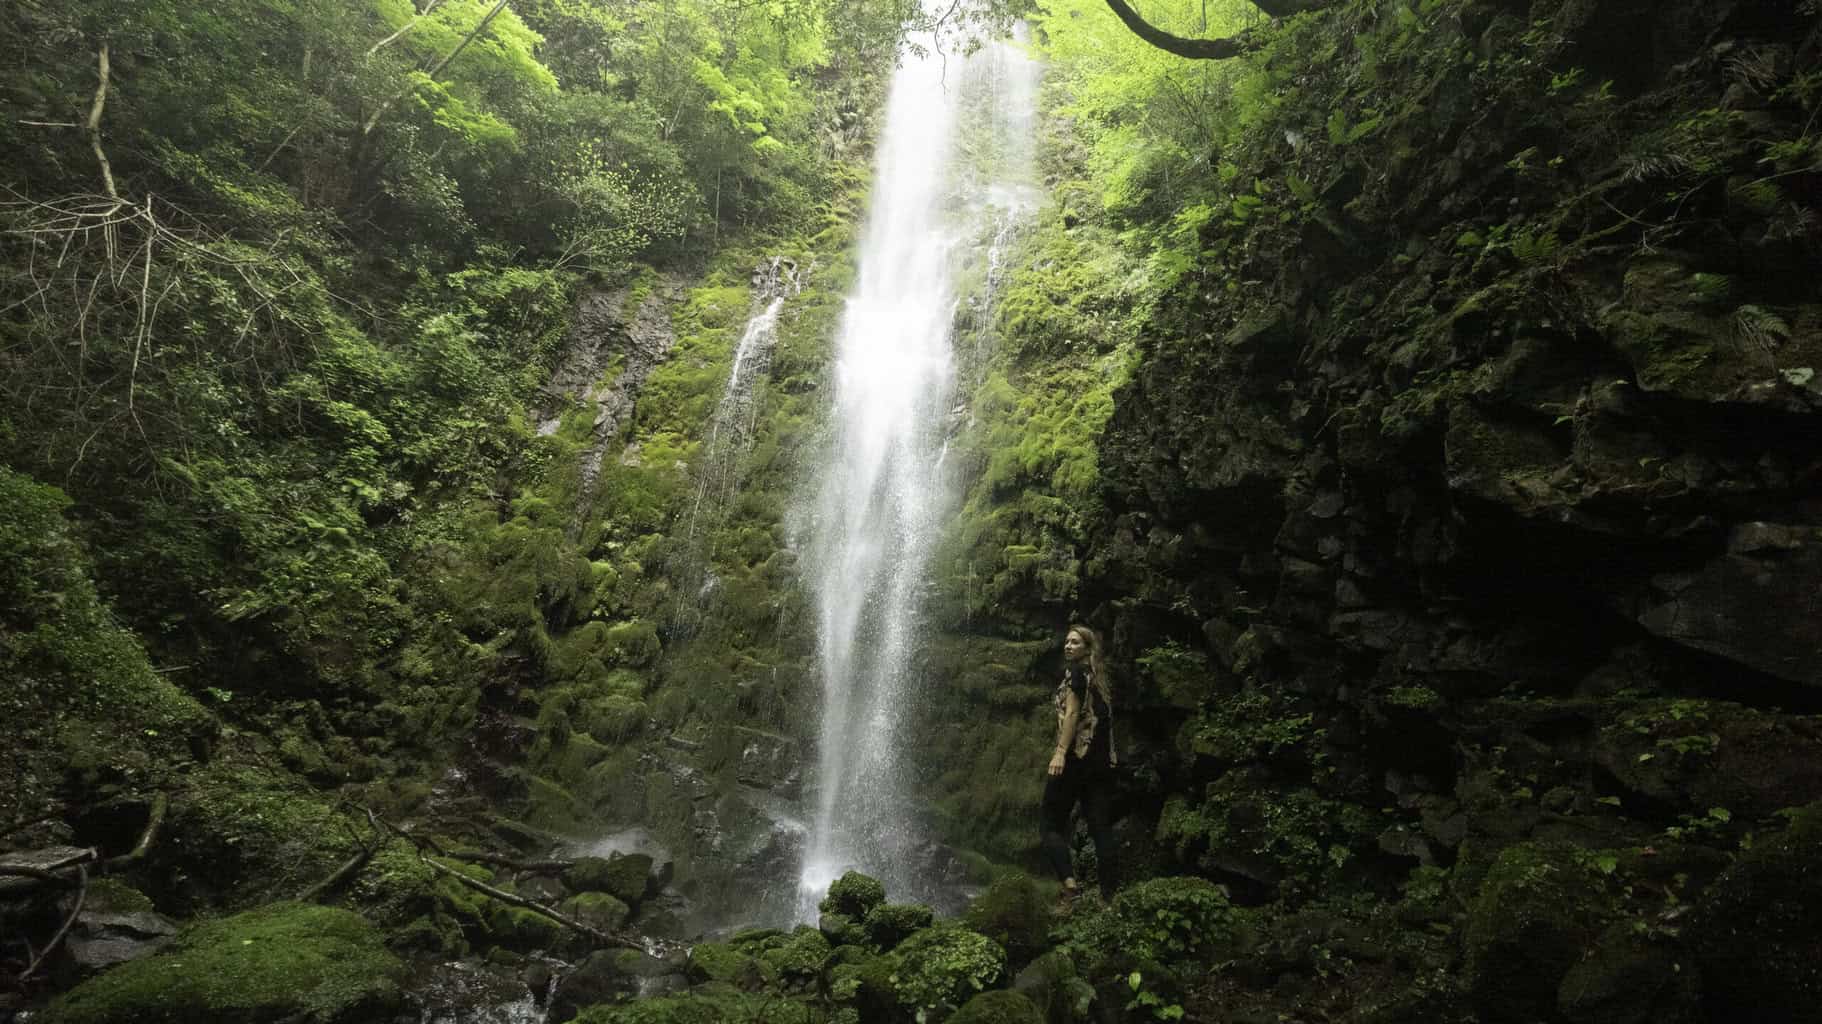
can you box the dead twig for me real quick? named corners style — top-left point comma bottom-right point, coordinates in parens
top-left (298, 845), bottom-right (377, 903)
top-left (16, 865), bottom-right (87, 984)
top-left (440, 851), bottom-right (574, 874)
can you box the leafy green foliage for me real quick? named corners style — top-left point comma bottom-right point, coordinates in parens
top-left (886, 926), bottom-right (1008, 1018)
top-left (1056, 877), bottom-right (1248, 967)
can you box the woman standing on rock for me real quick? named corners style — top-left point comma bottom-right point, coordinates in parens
top-left (1041, 623), bottom-right (1119, 906)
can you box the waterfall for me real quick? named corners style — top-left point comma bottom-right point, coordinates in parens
top-left (798, 28), bottom-right (1041, 911)
top-left (671, 257), bottom-right (798, 636)
top-left (688, 257), bottom-right (799, 543)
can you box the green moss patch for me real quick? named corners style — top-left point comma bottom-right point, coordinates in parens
top-left (41, 902), bottom-right (405, 1024)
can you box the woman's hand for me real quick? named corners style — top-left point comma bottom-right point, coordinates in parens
top-left (1048, 750), bottom-right (1066, 776)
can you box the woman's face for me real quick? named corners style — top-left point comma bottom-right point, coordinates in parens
top-left (1063, 630), bottom-right (1086, 662)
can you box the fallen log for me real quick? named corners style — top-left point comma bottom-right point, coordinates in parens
top-left (419, 856), bottom-right (643, 952)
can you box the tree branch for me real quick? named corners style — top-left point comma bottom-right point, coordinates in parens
top-left (297, 845), bottom-right (376, 903)
top-left (366, 0), bottom-right (446, 56)
top-left (1102, 0), bottom-right (1334, 60)
top-left (1250, 0), bottom-right (1333, 16)
top-left (16, 865), bottom-right (86, 984)
top-left (1102, 0), bottom-right (1253, 59)
top-left (361, 0), bottom-right (512, 136)
top-left (108, 793), bottom-right (167, 868)
top-left (419, 856), bottom-right (645, 951)
top-left (86, 43), bottom-right (120, 206)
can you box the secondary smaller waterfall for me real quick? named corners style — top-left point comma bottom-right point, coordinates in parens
top-left (673, 257), bottom-right (799, 632)
top-left (687, 257), bottom-right (799, 541)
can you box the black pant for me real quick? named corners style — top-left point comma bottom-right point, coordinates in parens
top-left (1040, 754), bottom-right (1117, 898)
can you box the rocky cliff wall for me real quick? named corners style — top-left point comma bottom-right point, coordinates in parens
top-left (926, 0), bottom-right (1822, 1019)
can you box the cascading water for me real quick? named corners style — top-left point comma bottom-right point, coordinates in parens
top-left (798, 28), bottom-right (1041, 912)
top-left (687, 257), bottom-right (799, 542)
top-left (671, 257), bottom-right (799, 635)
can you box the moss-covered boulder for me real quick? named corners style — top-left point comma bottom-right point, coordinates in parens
top-left (864, 902), bottom-right (934, 951)
top-left (1464, 842), bottom-right (1619, 1024)
top-left (819, 870), bottom-right (886, 918)
top-left (818, 910), bottom-right (867, 947)
top-left (759, 926), bottom-right (833, 981)
top-left (39, 902), bottom-right (405, 1024)
top-left (573, 986), bottom-right (818, 1024)
top-left (486, 902), bottom-right (566, 952)
top-left (962, 874), bottom-right (1053, 969)
top-left (1686, 801), bottom-right (1822, 1022)
top-left (1556, 923), bottom-right (1699, 1024)
top-left (1011, 950), bottom-right (1095, 1024)
top-left (685, 941), bottom-right (776, 989)
top-left (563, 853), bottom-right (653, 905)
top-left (560, 891), bottom-right (632, 933)
top-left (948, 989), bottom-right (1044, 1024)
top-left (549, 949), bottom-right (684, 1023)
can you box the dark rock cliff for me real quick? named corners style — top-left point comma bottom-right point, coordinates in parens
top-left (941, 0), bottom-right (1822, 1019)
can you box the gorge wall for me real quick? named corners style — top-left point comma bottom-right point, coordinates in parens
top-left (916, 0), bottom-right (1822, 1019)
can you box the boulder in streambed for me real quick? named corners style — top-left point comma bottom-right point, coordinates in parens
top-left (547, 948), bottom-right (687, 1023)
top-left (38, 901), bottom-right (406, 1024)
top-left (563, 852), bottom-right (654, 906)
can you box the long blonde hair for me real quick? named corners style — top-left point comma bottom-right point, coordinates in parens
top-left (1068, 623), bottom-right (1112, 707)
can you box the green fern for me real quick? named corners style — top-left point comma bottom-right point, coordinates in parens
top-left (1510, 228), bottom-right (1562, 267)
top-left (1689, 272), bottom-right (1733, 305)
top-left (1734, 304), bottom-right (1792, 351)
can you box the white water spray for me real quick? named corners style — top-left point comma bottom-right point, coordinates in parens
top-left (798, 29), bottom-right (1041, 911)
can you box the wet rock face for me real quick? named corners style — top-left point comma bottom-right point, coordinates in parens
top-left (55, 909), bottom-right (179, 982)
top-left (897, 0), bottom-right (1822, 1018)
top-left (1632, 523), bottom-right (1822, 687)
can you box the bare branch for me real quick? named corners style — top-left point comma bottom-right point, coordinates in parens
top-left (86, 44), bottom-right (121, 206)
top-left (298, 846), bottom-right (376, 903)
top-left (419, 855), bottom-right (646, 951)
top-left (16, 865), bottom-right (87, 984)
top-left (367, 0), bottom-right (446, 56)
top-left (1102, 0), bottom-right (1331, 60)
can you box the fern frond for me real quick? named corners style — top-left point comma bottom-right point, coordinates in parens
top-left (1734, 304), bottom-right (1792, 352)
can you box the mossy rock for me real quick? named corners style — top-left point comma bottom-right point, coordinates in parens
top-left (864, 902), bottom-right (934, 951)
top-left (486, 903), bottom-right (566, 952)
top-left (83, 878), bottom-right (154, 914)
top-left (1011, 950), bottom-right (1095, 1024)
top-left (563, 853), bottom-right (652, 904)
top-left (1464, 841), bottom-right (1619, 1024)
top-left (818, 910), bottom-right (867, 947)
top-left (819, 870), bottom-right (886, 919)
top-left (685, 941), bottom-right (776, 988)
top-left (1686, 801), bottom-right (1822, 1022)
top-left (39, 902), bottom-right (405, 1024)
top-left (948, 989), bottom-right (1045, 1024)
top-left (574, 987), bottom-right (818, 1023)
top-left (759, 926), bottom-right (833, 980)
top-left (560, 891), bottom-right (632, 933)
top-left (962, 874), bottom-right (1053, 969)
top-left (1556, 922), bottom-right (1699, 1024)
top-left (345, 841), bottom-right (440, 933)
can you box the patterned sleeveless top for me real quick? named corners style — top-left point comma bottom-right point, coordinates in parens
top-left (1054, 666), bottom-right (1114, 762)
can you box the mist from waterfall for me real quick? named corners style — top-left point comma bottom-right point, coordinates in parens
top-left (798, 29), bottom-right (1041, 912)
